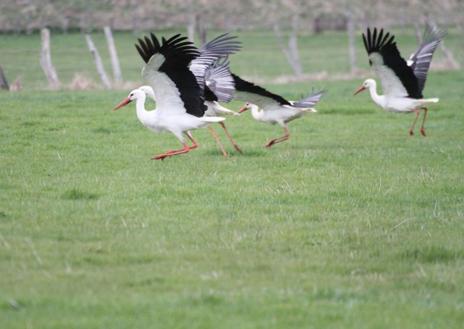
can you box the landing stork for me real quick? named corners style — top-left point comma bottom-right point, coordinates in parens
top-left (113, 34), bottom-right (224, 160)
top-left (354, 26), bottom-right (445, 136)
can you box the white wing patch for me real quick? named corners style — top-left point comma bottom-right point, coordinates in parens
top-left (370, 53), bottom-right (408, 97)
top-left (142, 53), bottom-right (186, 115)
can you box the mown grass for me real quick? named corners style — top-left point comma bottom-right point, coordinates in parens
top-left (0, 30), bottom-right (464, 328)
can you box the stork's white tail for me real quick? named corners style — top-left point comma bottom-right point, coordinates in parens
top-left (200, 116), bottom-right (226, 123)
top-left (213, 101), bottom-right (240, 116)
top-left (423, 98), bottom-right (439, 103)
top-left (301, 108), bottom-right (317, 113)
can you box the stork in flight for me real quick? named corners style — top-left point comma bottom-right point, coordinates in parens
top-left (113, 33), bottom-right (225, 160)
top-left (354, 25), bottom-right (445, 136)
top-left (234, 74), bottom-right (324, 148)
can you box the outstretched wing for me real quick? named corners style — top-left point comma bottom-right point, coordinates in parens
top-left (232, 73), bottom-right (291, 108)
top-left (135, 33), bottom-right (207, 117)
top-left (292, 90), bottom-right (325, 108)
top-left (189, 33), bottom-right (241, 92)
top-left (204, 59), bottom-right (235, 103)
top-left (407, 24), bottom-right (446, 93)
top-left (363, 28), bottom-right (422, 98)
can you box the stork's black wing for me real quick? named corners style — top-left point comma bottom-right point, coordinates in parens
top-left (363, 28), bottom-right (422, 98)
top-left (135, 33), bottom-right (207, 117)
top-left (232, 73), bottom-right (291, 107)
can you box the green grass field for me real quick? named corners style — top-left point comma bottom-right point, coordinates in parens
top-left (1, 30), bottom-right (464, 328)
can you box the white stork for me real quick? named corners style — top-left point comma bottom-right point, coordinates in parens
top-left (234, 74), bottom-right (324, 148)
top-left (354, 25), bottom-right (445, 136)
top-left (138, 34), bottom-right (243, 156)
top-left (113, 34), bottom-right (225, 160)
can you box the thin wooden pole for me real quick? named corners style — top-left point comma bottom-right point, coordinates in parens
top-left (85, 34), bottom-right (111, 89)
top-left (40, 28), bottom-right (60, 89)
top-left (104, 26), bottom-right (123, 83)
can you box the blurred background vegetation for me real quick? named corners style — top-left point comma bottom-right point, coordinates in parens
top-left (0, 0), bottom-right (462, 90)
top-left (0, 0), bottom-right (463, 34)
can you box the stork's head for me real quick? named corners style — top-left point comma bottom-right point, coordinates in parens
top-left (354, 79), bottom-right (376, 95)
top-left (113, 89), bottom-right (144, 111)
top-left (139, 85), bottom-right (155, 101)
top-left (238, 102), bottom-right (257, 113)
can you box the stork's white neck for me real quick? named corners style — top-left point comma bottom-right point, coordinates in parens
top-left (135, 93), bottom-right (150, 124)
top-left (250, 104), bottom-right (264, 121)
top-left (368, 82), bottom-right (386, 108)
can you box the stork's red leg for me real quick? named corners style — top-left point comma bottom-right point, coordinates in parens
top-left (409, 109), bottom-right (420, 136)
top-left (185, 131), bottom-right (199, 149)
top-left (420, 107), bottom-right (428, 137)
top-left (265, 126), bottom-right (290, 148)
top-left (152, 144), bottom-right (191, 160)
top-left (208, 126), bottom-right (228, 157)
top-left (219, 122), bottom-right (242, 154)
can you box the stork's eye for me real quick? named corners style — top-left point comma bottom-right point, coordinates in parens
top-left (130, 93), bottom-right (133, 97)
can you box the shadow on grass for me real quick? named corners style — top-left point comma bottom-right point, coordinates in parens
top-left (320, 108), bottom-right (375, 115)
top-left (202, 149), bottom-right (267, 157)
top-left (402, 246), bottom-right (464, 263)
top-left (62, 188), bottom-right (99, 200)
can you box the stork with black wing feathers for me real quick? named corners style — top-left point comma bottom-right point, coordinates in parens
top-left (112, 33), bottom-right (228, 160)
top-left (354, 25), bottom-right (445, 136)
top-left (235, 74), bottom-right (324, 148)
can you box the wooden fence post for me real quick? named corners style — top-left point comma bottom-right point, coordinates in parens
top-left (104, 26), bottom-right (123, 83)
top-left (40, 28), bottom-right (60, 89)
top-left (85, 34), bottom-right (111, 89)
top-left (0, 66), bottom-right (9, 90)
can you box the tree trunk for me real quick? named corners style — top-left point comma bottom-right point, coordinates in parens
top-left (414, 22), bottom-right (423, 44)
top-left (196, 17), bottom-right (207, 46)
top-left (440, 42), bottom-right (461, 69)
top-left (0, 66), bottom-right (9, 90)
top-left (429, 20), bottom-right (460, 69)
top-left (346, 10), bottom-right (357, 74)
top-left (187, 12), bottom-right (196, 42)
top-left (273, 17), bottom-right (303, 77)
top-left (104, 26), bottom-right (123, 84)
top-left (39, 28), bottom-right (60, 90)
top-left (85, 34), bottom-right (111, 89)
top-left (288, 13), bottom-right (303, 76)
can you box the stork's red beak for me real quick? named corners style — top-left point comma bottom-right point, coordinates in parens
top-left (113, 97), bottom-right (131, 111)
top-left (238, 106), bottom-right (248, 113)
top-left (353, 86), bottom-right (366, 96)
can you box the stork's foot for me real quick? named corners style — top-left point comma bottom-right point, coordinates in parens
top-left (152, 153), bottom-right (169, 160)
top-left (152, 146), bottom-right (191, 160)
top-left (265, 139), bottom-right (277, 148)
top-left (409, 129), bottom-right (414, 136)
top-left (420, 128), bottom-right (426, 137)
